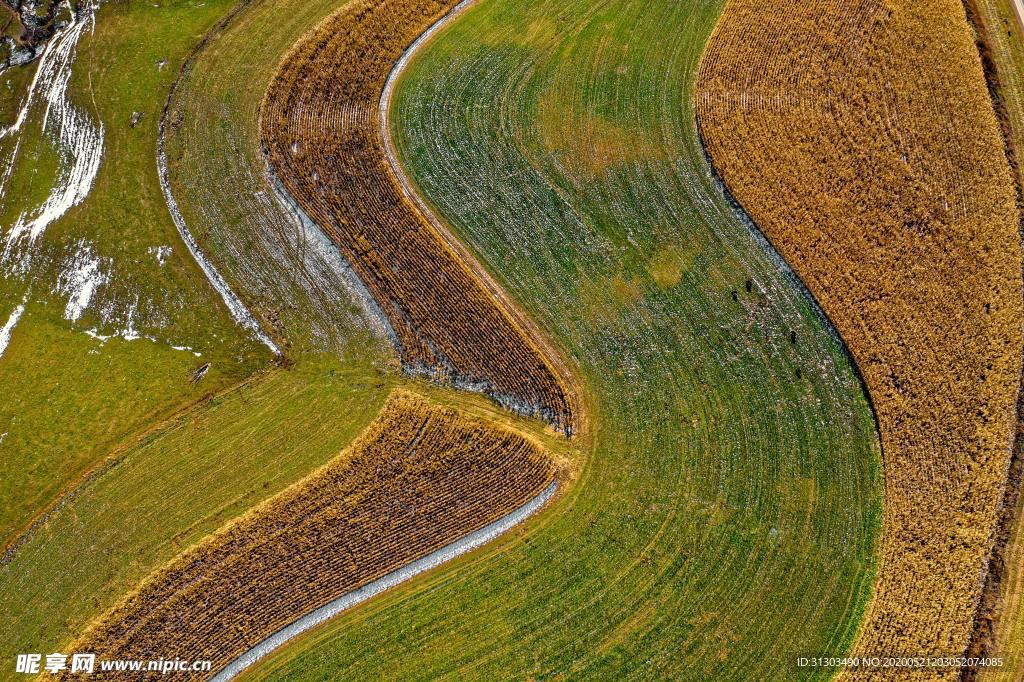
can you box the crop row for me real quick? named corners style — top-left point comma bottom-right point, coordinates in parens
top-left (260, 0), bottom-right (575, 432)
top-left (56, 390), bottom-right (555, 680)
top-left (696, 0), bottom-right (1023, 671)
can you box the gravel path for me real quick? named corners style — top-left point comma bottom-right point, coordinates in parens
top-left (211, 481), bottom-right (557, 681)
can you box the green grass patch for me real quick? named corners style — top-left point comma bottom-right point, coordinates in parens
top-left (0, 354), bottom-right (393, 663)
top-left (0, 0), bottom-right (274, 547)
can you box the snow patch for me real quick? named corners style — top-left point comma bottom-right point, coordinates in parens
top-left (0, 294), bottom-right (28, 358)
top-left (83, 326), bottom-right (202, 356)
top-left (147, 245), bottom-right (173, 265)
top-left (1, 0), bottom-right (104, 269)
top-left (57, 242), bottom-right (107, 321)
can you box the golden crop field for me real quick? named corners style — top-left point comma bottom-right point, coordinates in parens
top-left (697, 0), bottom-right (1024, 671)
top-left (55, 389), bottom-right (555, 680)
top-left (260, 0), bottom-right (576, 433)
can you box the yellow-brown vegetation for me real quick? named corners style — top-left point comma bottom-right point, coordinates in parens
top-left (697, 0), bottom-right (1023, 672)
top-left (260, 0), bottom-right (575, 432)
top-left (57, 390), bottom-right (555, 680)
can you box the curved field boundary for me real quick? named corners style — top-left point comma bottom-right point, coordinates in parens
top-left (697, 0), bottom-right (1024, 670)
top-left (57, 390), bottom-right (556, 681)
top-left (238, 0), bottom-right (884, 677)
top-left (157, 141), bottom-right (279, 355)
top-left (212, 480), bottom-right (557, 682)
top-left (159, 0), bottom-right (397, 359)
top-left (377, 0), bottom-right (585, 440)
top-left (156, 0), bottom-right (279, 356)
top-left (260, 0), bottom-right (578, 433)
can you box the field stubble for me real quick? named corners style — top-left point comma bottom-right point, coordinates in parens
top-left (58, 390), bottom-right (556, 681)
top-left (260, 0), bottom-right (577, 432)
top-left (697, 0), bottom-right (1024, 672)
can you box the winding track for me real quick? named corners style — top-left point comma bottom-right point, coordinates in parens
top-left (212, 481), bottom-right (557, 681)
top-left (77, 3), bottom-right (571, 678)
top-left (246, 0), bottom-right (882, 678)
top-left (261, 0), bottom-right (577, 432)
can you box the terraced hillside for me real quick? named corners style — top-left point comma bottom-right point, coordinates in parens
top-left (60, 390), bottom-right (555, 680)
top-left (697, 0), bottom-right (1023, 670)
top-left (261, 0), bottom-right (576, 431)
top-left (244, 0), bottom-right (883, 679)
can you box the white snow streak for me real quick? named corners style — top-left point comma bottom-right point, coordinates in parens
top-left (157, 136), bottom-right (280, 355)
top-left (0, 295), bottom-right (28, 358)
top-left (83, 327), bottom-right (201, 356)
top-left (57, 242), bottom-right (107, 321)
top-left (1, 0), bottom-right (104, 267)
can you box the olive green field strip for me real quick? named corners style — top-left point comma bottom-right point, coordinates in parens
top-left (260, 0), bottom-right (575, 432)
top-left (0, 0), bottom-right (273, 558)
top-left (0, 358), bottom-right (393, 672)
top-left (697, 0), bottom-right (1024, 673)
top-left (240, 0), bottom-right (883, 678)
top-left (57, 390), bottom-right (555, 681)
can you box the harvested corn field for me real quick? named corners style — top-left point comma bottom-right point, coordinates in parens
top-left (261, 0), bottom-right (575, 432)
top-left (57, 389), bottom-right (555, 680)
top-left (697, 0), bottom-right (1024, 667)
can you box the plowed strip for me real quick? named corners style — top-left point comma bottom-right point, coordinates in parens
top-left (261, 0), bottom-right (575, 432)
top-left (56, 390), bottom-right (555, 681)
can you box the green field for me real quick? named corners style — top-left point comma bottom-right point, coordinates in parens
top-left (244, 0), bottom-right (883, 679)
top-left (0, 0), bottom-right (271, 549)
top-left (1, 0), bottom-right (889, 678)
top-left (0, 355), bottom-right (392, 665)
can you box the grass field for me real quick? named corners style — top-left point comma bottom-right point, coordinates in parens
top-left (0, 0), bottom-right (581, 674)
top-left (0, 354), bottom-right (393, 669)
top-left (0, 0), bottom-right (273, 550)
top-left (241, 0), bottom-right (884, 678)
top-left (0, 0), bottom-right (400, 670)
